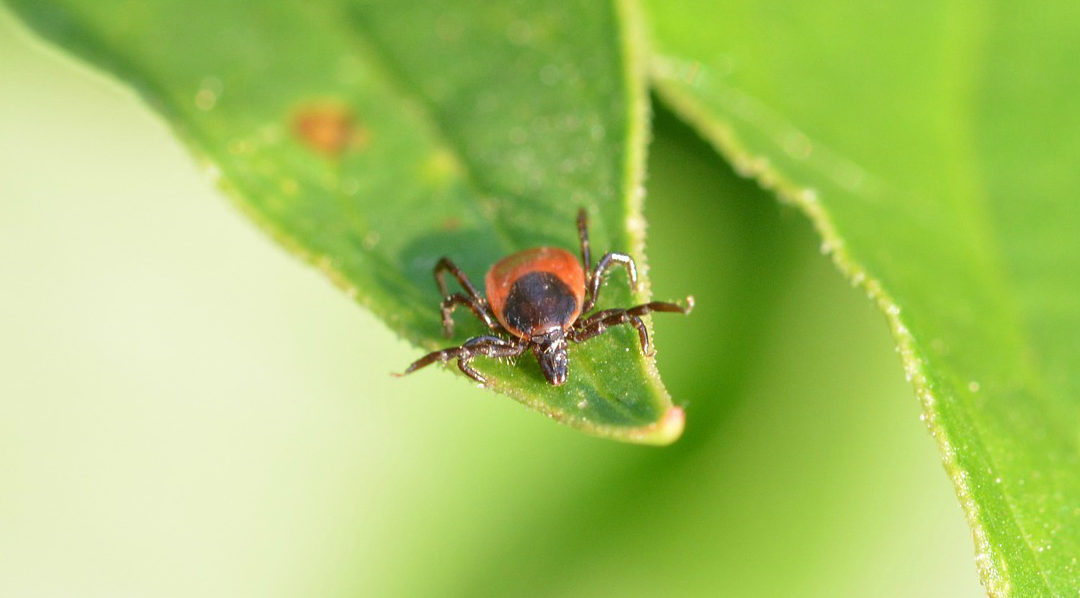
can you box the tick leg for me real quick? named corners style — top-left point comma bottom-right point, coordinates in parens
top-left (571, 297), bottom-right (694, 356)
top-left (623, 297), bottom-right (695, 318)
top-left (584, 252), bottom-right (639, 313)
top-left (577, 209), bottom-right (640, 312)
top-left (440, 293), bottom-right (500, 337)
top-left (397, 335), bottom-right (526, 385)
top-left (571, 310), bottom-right (652, 355)
top-left (435, 256), bottom-right (485, 304)
top-left (577, 208), bottom-right (593, 275)
top-left (434, 257), bottom-right (499, 336)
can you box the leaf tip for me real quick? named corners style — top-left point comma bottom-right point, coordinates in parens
top-left (624, 404), bottom-right (685, 446)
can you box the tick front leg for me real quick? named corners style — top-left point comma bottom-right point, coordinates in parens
top-left (571, 309), bottom-right (652, 355)
top-left (571, 297), bottom-right (694, 356)
top-left (397, 335), bottom-right (526, 385)
top-left (623, 297), bottom-right (695, 319)
top-left (576, 209), bottom-right (640, 312)
top-left (584, 252), bottom-right (639, 312)
top-left (455, 336), bottom-right (528, 384)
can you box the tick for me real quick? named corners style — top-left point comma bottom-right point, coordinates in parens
top-left (399, 209), bottom-right (693, 386)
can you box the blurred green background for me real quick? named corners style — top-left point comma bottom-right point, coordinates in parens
top-left (1, 10), bottom-right (984, 597)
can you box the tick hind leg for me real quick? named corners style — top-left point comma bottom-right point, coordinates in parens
top-left (571, 298), bottom-right (694, 356)
top-left (434, 257), bottom-right (499, 336)
top-left (439, 293), bottom-right (499, 337)
top-left (398, 335), bottom-right (527, 385)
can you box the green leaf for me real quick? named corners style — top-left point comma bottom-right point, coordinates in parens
top-left (3, 0), bottom-right (686, 443)
top-left (643, 0), bottom-right (1080, 594)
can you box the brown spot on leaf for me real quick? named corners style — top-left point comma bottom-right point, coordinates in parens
top-left (291, 102), bottom-right (368, 157)
top-left (439, 216), bottom-right (462, 231)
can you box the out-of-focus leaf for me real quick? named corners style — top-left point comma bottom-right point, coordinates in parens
top-left (644, 0), bottom-right (1080, 594)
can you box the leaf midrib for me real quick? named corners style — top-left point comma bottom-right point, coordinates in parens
top-left (334, 5), bottom-right (534, 258)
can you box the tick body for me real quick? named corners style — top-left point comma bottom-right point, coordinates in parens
top-left (399, 209), bottom-right (693, 386)
top-left (487, 247), bottom-right (584, 338)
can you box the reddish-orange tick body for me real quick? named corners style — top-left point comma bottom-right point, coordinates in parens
top-left (486, 247), bottom-right (585, 339)
top-left (400, 209), bottom-right (693, 386)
